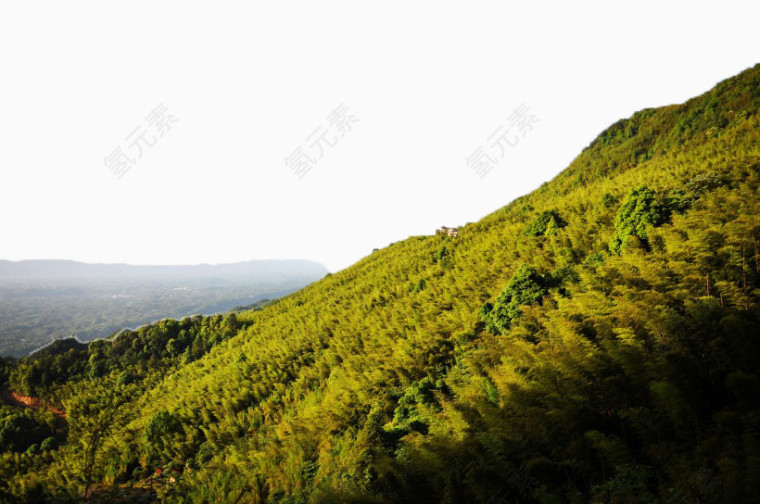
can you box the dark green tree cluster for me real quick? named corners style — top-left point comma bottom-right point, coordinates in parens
top-left (0, 408), bottom-right (55, 454)
top-left (479, 264), bottom-right (549, 334)
top-left (609, 185), bottom-right (669, 252)
top-left (7, 313), bottom-right (246, 398)
top-left (525, 210), bottom-right (567, 237)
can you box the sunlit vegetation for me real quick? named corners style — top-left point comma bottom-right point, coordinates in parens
top-left (1, 64), bottom-right (759, 502)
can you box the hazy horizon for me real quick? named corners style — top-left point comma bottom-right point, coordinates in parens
top-left (2, 2), bottom-right (759, 273)
top-left (0, 257), bottom-right (328, 267)
top-left (0, 258), bottom-right (328, 356)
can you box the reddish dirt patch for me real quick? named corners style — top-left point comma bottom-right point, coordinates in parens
top-left (1, 387), bottom-right (66, 423)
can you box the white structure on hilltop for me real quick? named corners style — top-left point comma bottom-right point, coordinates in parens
top-left (437, 226), bottom-right (460, 238)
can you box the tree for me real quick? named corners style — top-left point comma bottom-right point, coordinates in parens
top-left (480, 264), bottom-right (549, 334)
top-left (66, 379), bottom-right (135, 500)
top-left (610, 185), bottom-right (669, 252)
top-left (145, 409), bottom-right (179, 468)
top-left (166, 338), bottom-right (179, 357)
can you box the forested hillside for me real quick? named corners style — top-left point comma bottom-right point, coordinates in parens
top-left (1, 64), bottom-right (759, 503)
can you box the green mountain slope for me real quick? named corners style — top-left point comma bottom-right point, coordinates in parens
top-left (2, 64), bottom-right (760, 503)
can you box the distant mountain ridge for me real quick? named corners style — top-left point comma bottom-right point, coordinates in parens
top-left (0, 259), bottom-right (328, 356)
top-left (0, 259), bottom-right (328, 283)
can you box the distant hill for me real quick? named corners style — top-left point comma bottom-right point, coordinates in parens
top-left (0, 259), bottom-right (328, 284)
top-left (0, 259), bottom-right (328, 356)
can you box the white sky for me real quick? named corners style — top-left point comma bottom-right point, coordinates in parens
top-left (1, 1), bottom-right (758, 272)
